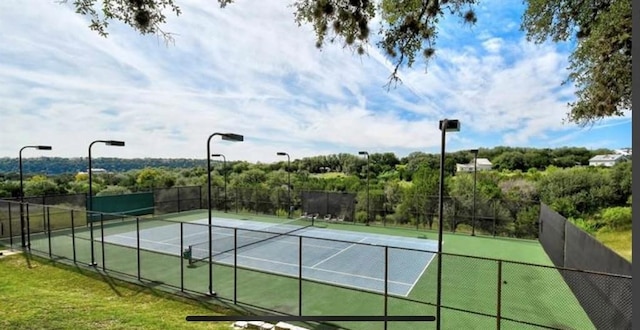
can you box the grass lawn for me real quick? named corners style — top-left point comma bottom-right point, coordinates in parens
top-left (0, 253), bottom-right (232, 330)
top-left (595, 227), bottom-right (632, 261)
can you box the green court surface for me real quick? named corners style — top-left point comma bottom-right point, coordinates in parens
top-left (3, 209), bottom-right (595, 330)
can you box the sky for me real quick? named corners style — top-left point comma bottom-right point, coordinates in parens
top-left (0, 0), bottom-right (632, 163)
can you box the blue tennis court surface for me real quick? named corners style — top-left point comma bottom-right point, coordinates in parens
top-left (101, 217), bottom-right (438, 296)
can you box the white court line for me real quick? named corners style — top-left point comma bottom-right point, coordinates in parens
top-left (407, 252), bottom-right (437, 294)
top-left (405, 240), bottom-right (444, 294)
top-left (310, 237), bottom-right (367, 269)
top-left (227, 252), bottom-right (412, 287)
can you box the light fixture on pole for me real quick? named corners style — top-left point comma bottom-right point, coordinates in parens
top-left (358, 151), bottom-right (370, 226)
top-left (19, 145), bottom-right (52, 249)
top-left (88, 140), bottom-right (125, 267)
top-left (211, 154), bottom-right (227, 213)
top-left (207, 132), bottom-right (243, 296)
top-left (470, 149), bottom-right (479, 236)
top-left (276, 152), bottom-right (291, 219)
top-left (436, 119), bottom-right (460, 330)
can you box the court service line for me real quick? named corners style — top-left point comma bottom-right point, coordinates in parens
top-left (309, 237), bottom-right (367, 269)
top-left (226, 252), bottom-right (412, 287)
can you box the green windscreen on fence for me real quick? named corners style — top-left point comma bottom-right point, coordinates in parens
top-left (87, 192), bottom-right (154, 222)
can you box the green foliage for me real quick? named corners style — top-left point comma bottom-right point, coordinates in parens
top-left (513, 206), bottom-right (540, 238)
top-left (522, 0), bottom-right (631, 124)
top-left (599, 206), bottom-right (632, 230)
top-left (570, 217), bottom-right (602, 234)
top-left (24, 175), bottom-right (63, 197)
top-left (135, 167), bottom-right (176, 190)
top-left (275, 208), bottom-right (289, 217)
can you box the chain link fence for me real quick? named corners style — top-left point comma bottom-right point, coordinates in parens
top-left (0, 199), bottom-right (631, 329)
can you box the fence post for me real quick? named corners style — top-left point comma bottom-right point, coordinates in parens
top-left (136, 217), bottom-right (141, 281)
top-left (493, 201), bottom-right (497, 237)
top-left (42, 203), bottom-right (46, 236)
top-left (299, 235), bottom-right (303, 317)
top-left (8, 202), bottom-right (13, 247)
top-left (100, 213), bottom-right (105, 271)
top-left (235, 187), bottom-right (239, 214)
top-left (384, 245), bottom-right (389, 330)
top-left (71, 210), bottom-right (76, 263)
top-left (26, 203), bottom-right (31, 249)
top-left (234, 227), bottom-right (238, 304)
top-left (497, 260), bottom-right (502, 330)
top-left (451, 200), bottom-right (456, 233)
top-left (46, 206), bottom-right (52, 258)
top-left (177, 187), bottom-right (182, 213)
top-left (180, 222), bottom-right (184, 292)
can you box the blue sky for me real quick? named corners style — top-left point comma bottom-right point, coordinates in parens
top-left (0, 0), bottom-right (631, 163)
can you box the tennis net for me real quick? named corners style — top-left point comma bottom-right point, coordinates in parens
top-left (188, 218), bottom-right (313, 265)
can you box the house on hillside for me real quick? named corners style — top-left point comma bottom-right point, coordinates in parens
top-left (615, 148), bottom-right (632, 156)
top-left (588, 154), bottom-right (629, 167)
top-left (456, 158), bottom-right (492, 172)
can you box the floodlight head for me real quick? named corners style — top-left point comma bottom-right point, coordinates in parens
top-left (37, 145), bottom-right (52, 150)
top-left (277, 152), bottom-right (287, 156)
top-left (221, 133), bottom-right (244, 142)
top-left (106, 140), bottom-right (125, 147)
top-left (211, 153), bottom-right (223, 157)
top-left (439, 119), bottom-right (461, 132)
top-left (470, 149), bottom-right (479, 155)
top-left (358, 151), bottom-right (368, 156)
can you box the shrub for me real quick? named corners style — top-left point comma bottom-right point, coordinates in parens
top-left (275, 208), bottom-right (288, 217)
top-left (600, 206), bottom-right (632, 230)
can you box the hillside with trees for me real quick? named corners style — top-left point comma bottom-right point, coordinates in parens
top-left (0, 146), bottom-right (631, 259)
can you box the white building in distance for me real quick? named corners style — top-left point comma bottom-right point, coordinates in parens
top-left (588, 154), bottom-right (629, 167)
top-left (456, 158), bottom-right (492, 172)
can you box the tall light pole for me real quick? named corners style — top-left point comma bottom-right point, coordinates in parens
top-left (437, 119), bottom-right (460, 330)
top-left (88, 140), bottom-right (125, 267)
top-left (19, 145), bottom-right (52, 248)
top-left (207, 132), bottom-right (243, 296)
top-left (276, 152), bottom-right (291, 218)
top-left (358, 151), bottom-right (370, 226)
top-left (470, 149), bottom-right (479, 236)
top-left (211, 154), bottom-right (227, 213)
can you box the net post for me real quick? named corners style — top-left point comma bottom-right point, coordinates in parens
top-left (8, 202), bottom-right (13, 247)
top-left (234, 227), bottom-right (238, 304)
top-left (497, 260), bottom-right (502, 329)
top-left (180, 221), bottom-right (184, 292)
top-left (299, 235), bottom-right (303, 317)
top-left (136, 216), bottom-right (141, 281)
top-left (71, 209), bottom-right (77, 263)
top-left (100, 213), bottom-right (105, 271)
top-left (46, 206), bottom-right (52, 258)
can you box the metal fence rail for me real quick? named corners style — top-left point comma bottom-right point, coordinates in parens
top-left (0, 200), bottom-right (631, 329)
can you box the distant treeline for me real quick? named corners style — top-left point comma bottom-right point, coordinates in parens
top-left (0, 146), bottom-right (618, 176)
top-left (0, 157), bottom-right (208, 176)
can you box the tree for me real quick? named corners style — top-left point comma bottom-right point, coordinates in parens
top-left (24, 175), bottom-right (62, 197)
top-left (521, 0), bottom-right (632, 124)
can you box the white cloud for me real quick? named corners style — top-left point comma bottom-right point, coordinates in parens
top-left (0, 1), bottom-right (628, 163)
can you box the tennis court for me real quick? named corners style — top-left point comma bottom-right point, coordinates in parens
top-left (101, 217), bottom-right (438, 296)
